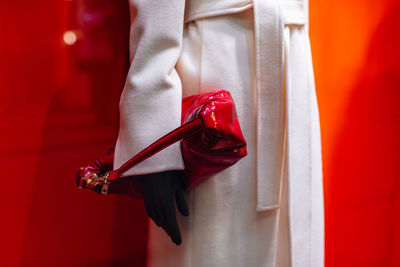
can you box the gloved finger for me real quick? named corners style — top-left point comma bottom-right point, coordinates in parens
top-left (144, 204), bottom-right (160, 227)
top-left (163, 204), bottom-right (182, 245)
top-left (153, 206), bottom-right (167, 230)
top-left (175, 186), bottom-right (189, 216)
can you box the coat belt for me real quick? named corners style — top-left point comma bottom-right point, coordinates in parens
top-left (252, 0), bottom-right (306, 211)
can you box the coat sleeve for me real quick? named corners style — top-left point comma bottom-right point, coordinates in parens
top-left (113, 0), bottom-right (186, 176)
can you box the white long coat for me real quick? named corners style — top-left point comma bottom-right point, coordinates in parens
top-left (114, 0), bottom-right (324, 266)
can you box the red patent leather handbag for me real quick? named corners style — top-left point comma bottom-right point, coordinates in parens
top-left (76, 90), bottom-right (247, 197)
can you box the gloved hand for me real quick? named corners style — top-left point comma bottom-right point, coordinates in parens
top-left (138, 170), bottom-right (189, 245)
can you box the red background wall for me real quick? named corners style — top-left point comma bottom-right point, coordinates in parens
top-left (0, 0), bottom-right (399, 266)
top-left (309, 0), bottom-right (400, 266)
top-left (0, 0), bottom-right (148, 266)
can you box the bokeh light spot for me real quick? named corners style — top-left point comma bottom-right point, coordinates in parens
top-left (63, 30), bottom-right (77, 46)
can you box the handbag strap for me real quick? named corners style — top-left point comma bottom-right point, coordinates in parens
top-left (107, 117), bottom-right (203, 181)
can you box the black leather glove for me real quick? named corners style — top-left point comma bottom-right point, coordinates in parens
top-left (138, 170), bottom-right (189, 245)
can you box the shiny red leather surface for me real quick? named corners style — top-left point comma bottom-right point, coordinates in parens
top-left (77, 90), bottom-right (247, 195)
top-left (76, 148), bottom-right (144, 197)
top-left (181, 90), bottom-right (247, 189)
